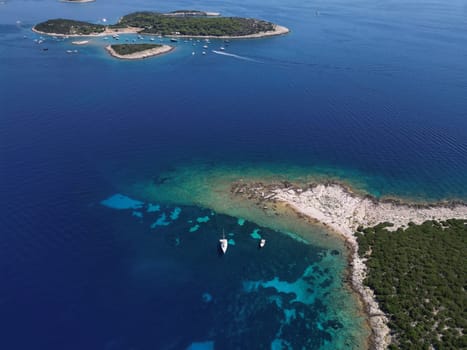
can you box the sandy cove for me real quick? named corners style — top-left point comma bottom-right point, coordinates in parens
top-left (105, 44), bottom-right (174, 60)
top-left (230, 181), bottom-right (467, 350)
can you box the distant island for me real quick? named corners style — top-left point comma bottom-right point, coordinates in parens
top-left (33, 10), bottom-right (289, 38)
top-left (34, 19), bottom-right (106, 35)
top-left (60, 0), bottom-right (95, 3)
top-left (163, 10), bottom-right (220, 17)
top-left (105, 43), bottom-right (174, 60)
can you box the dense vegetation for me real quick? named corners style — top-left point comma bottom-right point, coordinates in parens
top-left (110, 43), bottom-right (162, 55)
top-left (356, 220), bottom-right (467, 349)
top-left (34, 19), bottom-right (105, 35)
top-left (119, 12), bottom-right (275, 36)
top-left (35, 11), bottom-right (276, 37)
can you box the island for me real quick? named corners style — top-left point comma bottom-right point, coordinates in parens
top-left (33, 19), bottom-right (106, 36)
top-left (60, 0), bottom-right (95, 3)
top-left (226, 180), bottom-right (467, 349)
top-left (33, 10), bottom-right (289, 38)
top-left (105, 43), bottom-right (174, 60)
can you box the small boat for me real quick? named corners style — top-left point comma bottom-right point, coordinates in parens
top-left (202, 51), bottom-right (206, 55)
top-left (259, 239), bottom-right (266, 248)
top-left (71, 40), bottom-right (89, 45)
top-left (219, 231), bottom-right (228, 254)
top-left (203, 45), bottom-right (208, 49)
top-left (170, 38), bottom-right (178, 42)
top-left (220, 46), bottom-right (225, 51)
top-left (150, 38), bottom-right (155, 41)
top-left (192, 51), bottom-right (195, 55)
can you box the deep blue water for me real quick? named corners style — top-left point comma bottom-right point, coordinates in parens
top-left (1, 0), bottom-right (467, 348)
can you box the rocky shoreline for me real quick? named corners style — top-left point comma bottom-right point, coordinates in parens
top-left (32, 22), bottom-right (288, 40)
top-left (165, 24), bottom-right (290, 40)
top-left (229, 180), bottom-right (467, 349)
top-left (31, 26), bottom-right (142, 38)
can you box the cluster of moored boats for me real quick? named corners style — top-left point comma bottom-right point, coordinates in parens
top-left (188, 38), bottom-right (227, 55)
top-left (32, 32), bottom-right (230, 57)
top-left (219, 230), bottom-right (266, 255)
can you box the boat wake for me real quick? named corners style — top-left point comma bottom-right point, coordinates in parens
top-left (211, 50), bottom-right (262, 63)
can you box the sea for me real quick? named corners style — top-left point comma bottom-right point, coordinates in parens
top-left (1, 0), bottom-right (467, 349)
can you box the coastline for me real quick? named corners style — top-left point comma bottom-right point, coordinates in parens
top-left (31, 26), bottom-right (142, 38)
top-left (229, 180), bottom-right (467, 349)
top-left (126, 162), bottom-right (467, 349)
top-left (164, 24), bottom-right (290, 39)
top-left (163, 11), bottom-right (221, 17)
top-left (105, 44), bottom-right (174, 60)
top-left (60, 0), bottom-right (95, 3)
top-left (32, 24), bottom-right (289, 39)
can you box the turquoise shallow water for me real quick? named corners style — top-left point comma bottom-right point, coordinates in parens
top-left (97, 194), bottom-right (367, 349)
top-left (1, 0), bottom-right (467, 348)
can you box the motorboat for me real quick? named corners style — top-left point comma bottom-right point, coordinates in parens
top-left (71, 40), bottom-right (89, 45)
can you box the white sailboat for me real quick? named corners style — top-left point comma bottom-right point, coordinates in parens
top-left (219, 230), bottom-right (228, 254)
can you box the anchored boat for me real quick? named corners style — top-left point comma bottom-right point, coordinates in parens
top-left (219, 230), bottom-right (228, 254)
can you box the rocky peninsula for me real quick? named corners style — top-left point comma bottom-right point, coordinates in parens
top-left (229, 180), bottom-right (467, 349)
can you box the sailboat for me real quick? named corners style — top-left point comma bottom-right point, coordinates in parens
top-left (219, 230), bottom-right (228, 254)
